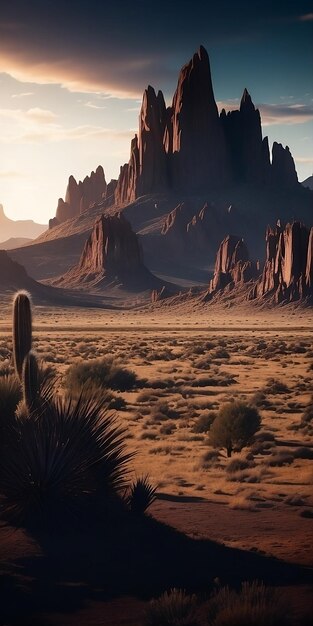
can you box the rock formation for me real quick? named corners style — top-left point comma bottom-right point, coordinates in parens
top-left (51, 166), bottom-right (109, 227)
top-left (205, 235), bottom-right (259, 298)
top-left (48, 45), bottom-right (303, 244)
top-left (167, 45), bottom-right (230, 191)
top-left (271, 143), bottom-right (298, 188)
top-left (220, 89), bottom-right (269, 184)
top-left (251, 221), bottom-right (313, 303)
top-left (55, 213), bottom-right (164, 291)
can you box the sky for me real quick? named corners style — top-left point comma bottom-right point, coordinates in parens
top-left (0, 0), bottom-right (312, 224)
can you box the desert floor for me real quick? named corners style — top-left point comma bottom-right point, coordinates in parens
top-left (0, 302), bottom-right (312, 624)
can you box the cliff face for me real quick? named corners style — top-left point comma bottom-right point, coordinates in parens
top-left (251, 222), bottom-right (312, 303)
top-left (78, 213), bottom-right (143, 278)
top-left (206, 235), bottom-right (259, 297)
top-left (168, 45), bottom-right (230, 191)
top-left (220, 89), bottom-right (269, 184)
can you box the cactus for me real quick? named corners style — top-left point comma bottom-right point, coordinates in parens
top-left (22, 351), bottom-right (40, 413)
top-left (12, 291), bottom-right (32, 380)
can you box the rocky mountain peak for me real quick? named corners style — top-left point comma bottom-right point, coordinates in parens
top-left (240, 88), bottom-right (255, 112)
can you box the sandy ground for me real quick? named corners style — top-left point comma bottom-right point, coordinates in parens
top-left (0, 303), bottom-right (312, 624)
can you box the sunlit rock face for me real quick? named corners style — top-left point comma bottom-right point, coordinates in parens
top-left (251, 222), bottom-right (312, 303)
top-left (78, 213), bottom-right (143, 278)
top-left (206, 235), bottom-right (259, 297)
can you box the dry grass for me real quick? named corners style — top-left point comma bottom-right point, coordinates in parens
top-left (1, 304), bottom-right (313, 565)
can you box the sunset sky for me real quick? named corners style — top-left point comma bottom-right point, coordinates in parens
top-left (0, 0), bottom-right (312, 224)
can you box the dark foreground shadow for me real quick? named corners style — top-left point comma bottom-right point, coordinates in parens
top-left (0, 512), bottom-right (312, 625)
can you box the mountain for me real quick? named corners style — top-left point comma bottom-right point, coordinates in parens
top-left (0, 204), bottom-right (46, 243)
top-left (0, 237), bottom-right (32, 250)
top-left (301, 176), bottom-right (313, 191)
top-left (10, 46), bottom-right (312, 287)
top-left (52, 213), bottom-right (170, 293)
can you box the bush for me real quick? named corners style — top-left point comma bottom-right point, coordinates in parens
top-left (207, 580), bottom-right (292, 626)
top-left (192, 411), bottom-right (217, 433)
top-left (264, 378), bottom-right (289, 394)
top-left (65, 356), bottom-right (138, 392)
top-left (209, 401), bottom-right (261, 457)
top-left (145, 588), bottom-right (198, 626)
top-left (226, 458), bottom-right (255, 473)
top-left (300, 397), bottom-right (313, 433)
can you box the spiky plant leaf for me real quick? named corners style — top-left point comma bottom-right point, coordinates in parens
top-left (128, 475), bottom-right (157, 514)
top-left (0, 375), bottom-right (22, 430)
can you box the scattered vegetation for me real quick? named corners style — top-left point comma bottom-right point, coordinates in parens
top-left (207, 580), bottom-right (292, 626)
top-left (145, 588), bottom-right (198, 626)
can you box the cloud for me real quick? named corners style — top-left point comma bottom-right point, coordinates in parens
top-left (0, 169), bottom-right (23, 178)
top-left (217, 101), bottom-right (313, 125)
top-left (260, 103), bottom-right (313, 126)
top-left (84, 101), bottom-right (107, 110)
top-left (1, 122), bottom-right (134, 144)
top-left (299, 13), bottom-right (313, 21)
top-left (295, 156), bottom-right (313, 163)
top-left (11, 91), bottom-right (33, 98)
top-left (0, 107), bottom-right (57, 124)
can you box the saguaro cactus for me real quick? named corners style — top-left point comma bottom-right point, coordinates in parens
top-left (13, 291), bottom-right (32, 380)
top-left (22, 351), bottom-right (40, 413)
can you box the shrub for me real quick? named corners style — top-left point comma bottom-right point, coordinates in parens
top-left (192, 411), bottom-right (217, 433)
top-left (209, 401), bottom-right (261, 457)
top-left (300, 397), bottom-right (313, 433)
top-left (128, 476), bottom-right (157, 514)
top-left (65, 356), bottom-right (138, 392)
top-left (226, 458), bottom-right (255, 474)
top-left (145, 588), bottom-right (198, 626)
top-left (264, 378), bottom-right (289, 394)
top-left (207, 580), bottom-right (292, 626)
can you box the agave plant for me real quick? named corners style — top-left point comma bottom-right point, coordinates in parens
top-left (128, 475), bottom-right (157, 514)
top-left (0, 386), bottom-right (133, 527)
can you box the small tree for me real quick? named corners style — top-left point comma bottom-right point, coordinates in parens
top-left (209, 401), bottom-right (261, 457)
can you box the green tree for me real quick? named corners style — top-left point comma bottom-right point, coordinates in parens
top-left (209, 401), bottom-right (261, 457)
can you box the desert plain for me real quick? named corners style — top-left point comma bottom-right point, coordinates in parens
top-left (0, 300), bottom-right (312, 625)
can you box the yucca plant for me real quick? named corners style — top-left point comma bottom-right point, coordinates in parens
top-left (0, 387), bottom-right (133, 527)
top-left (0, 374), bottom-right (22, 430)
top-left (145, 588), bottom-right (199, 626)
top-left (128, 475), bottom-right (157, 514)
